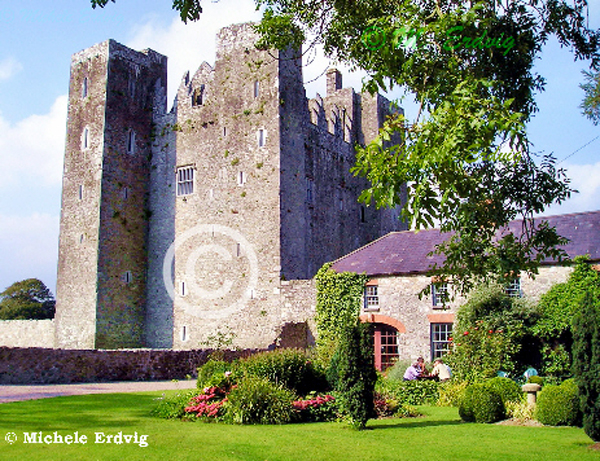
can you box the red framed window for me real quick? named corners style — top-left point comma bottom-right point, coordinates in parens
top-left (372, 323), bottom-right (399, 371)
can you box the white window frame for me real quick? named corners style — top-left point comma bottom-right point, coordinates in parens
top-left (506, 278), bottom-right (522, 298)
top-left (364, 285), bottom-right (379, 310)
top-left (176, 166), bottom-right (195, 196)
top-left (430, 323), bottom-right (453, 361)
top-left (432, 282), bottom-right (449, 307)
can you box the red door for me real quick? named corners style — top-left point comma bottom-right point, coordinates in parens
top-left (372, 324), bottom-right (399, 371)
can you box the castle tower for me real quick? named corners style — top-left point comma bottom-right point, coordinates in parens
top-left (55, 40), bottom-right (167, 348)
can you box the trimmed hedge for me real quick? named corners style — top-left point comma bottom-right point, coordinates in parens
top-left (484, 377), bottom-right (523, 405)
top-left (459, 383), bottom-right (505, 423)
top-left (535, 380), bottom-right (581, 426)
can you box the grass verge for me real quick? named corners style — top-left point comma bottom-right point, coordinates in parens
top-left (0, 390), bottom-right (597, 461)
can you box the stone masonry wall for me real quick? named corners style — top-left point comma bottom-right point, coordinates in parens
top-left (0, 320), bottom-right (55, 348)
top-left (0, 347), bottom-right (261, 385)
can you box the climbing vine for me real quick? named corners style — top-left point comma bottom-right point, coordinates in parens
top-left (314, 263), bottom-right (367, 352)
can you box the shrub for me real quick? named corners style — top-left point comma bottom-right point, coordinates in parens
top-left (292, 393), bottom-right (339, 422)
top-left (335, 323), bottom-right (377, 430)
top-left (223, 376), bottom-right (295, 425)
top-left (151, 390), bottom-right (200, 420)
top-left (376, 377), bottom-right (439, 406)
top-left (484, 377), bottom-right (523, 405)
top-left (459, 383), bottom-right (505, 423)
top-left (184, 385), bottom-right (229, 421)
top-left (528, 375), bottom-right (544, 386)
top-left (572, 289), bottom-right (600, 441)
top-left (238, 348), bottom-right (327, 395)
top-left (535, 381), bottom-right (581, 426)
top-left (505, 400), bottom-right (534, 421)
top-left (437, 380), bottom-right (468, 407)
top-left (384, 359), bottom-right (413, 381)
top-left (197, 359), bottom-right (236, 389)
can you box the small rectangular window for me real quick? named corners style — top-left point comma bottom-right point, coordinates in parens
top-left (306, 178), bottom-right (314, 204)
top-left (123, 271), bottom-right (132, 284)
top-left (82, 127), bottom-right (89, 150)
top-left (506, 278), bottom-right (522, 298)
top-left (238, 171), bottom-right (246, 186)
top-left (181, 281), bottom-right (186, 296)
top-left (258, 129), bottom-right (265, 147)
top-left (364, 285), bottom-right (379, 310)
top-left (82, 77), bottom-right (88, 98)
top-left (78, 185), bottom-right (83, 201)
top-left (176, 166), bottom-right (195, 196)
top-left (430, 323), bottom-right (453, 361)
top-left (181, 326), bottom-right (187, 342)
top-left (432, 282), bottom-right (449, 307)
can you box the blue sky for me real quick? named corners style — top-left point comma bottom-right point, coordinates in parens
top-left (0, 0), bottom-right (598, 295)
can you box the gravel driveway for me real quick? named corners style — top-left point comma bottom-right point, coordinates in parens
top-left (0, 380), bottom-right (197, 404)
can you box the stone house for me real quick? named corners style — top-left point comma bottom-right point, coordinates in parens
top-left (332, 210), bottom-right (600, 370)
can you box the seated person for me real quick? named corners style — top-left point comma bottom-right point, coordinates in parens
top-left (430, 358), bottom-right (451, 381)
top-left (403, 361), bottom-right (422, 381)
top-left (416, 356), bottom-right (427, 375)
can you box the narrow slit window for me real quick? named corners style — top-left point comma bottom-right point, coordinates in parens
top-left (82, 127), bottom-right (89, 150)
top-left (82, 77), bottom-right (88, 98)
top-left (181, 281), bottom-right (186, 296)
top-left (258, 129), bottom-right (265, 147)
top-left (127, 130), bottom-right (136, 155)
top-left (253, 80), bottom-right (260, 98)
top-left (78, 185), bottom-right (83, 201)
top-left (123, 271), bottom-right (132, 284)
top-left (122, 186), bottom-right (129, 200)
top-left (238, 171), bottom-right (246, 186)
top-left (181, 326), bottom-right (187, 342)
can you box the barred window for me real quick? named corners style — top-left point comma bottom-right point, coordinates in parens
top-left (176, 166), bottom-right (195, 196)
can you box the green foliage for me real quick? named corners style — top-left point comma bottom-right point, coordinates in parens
top-left (335, 323), bottom-right (377, 430)
top-left (437, 380), bottom-right (469, 407)
top-left (314, 263), bottom-right (367, 359)
top-left (253, 0), bottom-right (593, 292)
top-left (446, 283), bottom-right (538, 381)
top-left (580, 69), bottom-right (600, 125)
top-left (91, 0), bottom-right (202, 23)
top-left (197, 359), bottom-right (235, 389)
top-left (223, 376), bottom-right (295, 425)
top-left (484, 377), bottom-right (523, 405)
top-left (0, 278), bottom-right (56, 320)
top-left (528, 375), bottom-right (544, 386)
top-left (505, 399), bottom-right (534, 421)
top-left (383, 358), bottom-right (413, 381)
top-left (459, 383), bottom-right (506, 423)
top-left (237, 348), bottom-right (327, 396)
top-left (534, 257), bottom-right (600, 377)
top-left (376, 377), bottom-right (440, 406)
top-left (572, 290), bottom-right (600, 441)
top-left (151, 389), bottom-right (200, 420)
top-left (535, 381), bottom-right (582, 426)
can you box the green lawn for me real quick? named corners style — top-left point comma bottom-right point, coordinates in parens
top-left (0, 391), bottom-right (597, 461)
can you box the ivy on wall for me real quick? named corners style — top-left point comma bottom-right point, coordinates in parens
top-left (314, 263), bottom-right (367, 350)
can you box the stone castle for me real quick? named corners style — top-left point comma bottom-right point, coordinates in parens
top-left (53, 23), bottom-right (406, 350)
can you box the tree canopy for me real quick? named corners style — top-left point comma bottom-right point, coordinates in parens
top-left (90, 0), bottom-right (600, 292)
top-left (0, 278), bottom-right (56, 320)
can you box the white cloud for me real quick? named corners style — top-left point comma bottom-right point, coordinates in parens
top-left (0, 213), bottom-right (59, 293)
top-left (0, 57), bottom-right (22, 81)
top-left (542, 161), bottom-right (600, 216)
top-left (0, 95), bottom-right (67, 189)
top-left (126, 0), bottom-right (263, 106)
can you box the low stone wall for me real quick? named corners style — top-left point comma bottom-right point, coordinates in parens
top-left (0, 347), bottom-right (261, 385)
top-left (0, 319), bottom-right (56, 348)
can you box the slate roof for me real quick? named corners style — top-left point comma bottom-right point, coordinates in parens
top-left (332, 210), bottom-right (600, 276)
